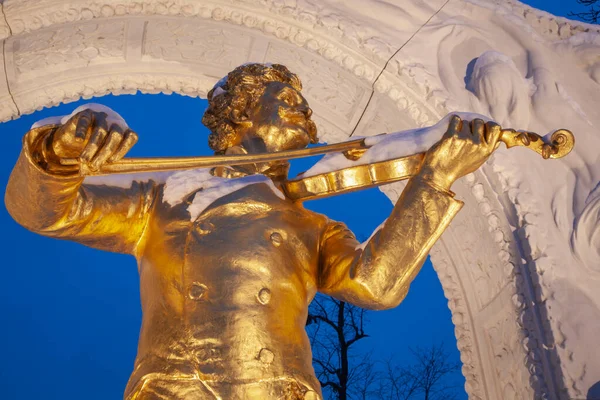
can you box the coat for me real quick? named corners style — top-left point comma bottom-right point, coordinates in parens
top-left (5, 125), bottom-right (463, 400)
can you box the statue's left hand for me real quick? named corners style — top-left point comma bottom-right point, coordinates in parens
top-left (418, 115), bottom-right (502, 191)
top-left (50, 109), bottom-right (138, 171)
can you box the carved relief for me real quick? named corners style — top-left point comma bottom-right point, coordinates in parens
top-left (487, 151), bottom-right (564, 399)
top-left (446, 173), bottom-right (511, 310)
top-left (2, 0), bottom-right (380, 83)
top-left (370, 66), bottom-right (442, 132)
top-left (0, 24), bottom-right (18, 120)
top-left (571, 182), bottom-right (600, 274)
top-left (265, 42), bottom-right (369, 124)
top-left (0, 4), bottom-right (10, 41)
top-left (429, 241), bottom-right (487, 400)
top-left (354, 94), bottom-right (416, 137)
top-left (431, 165), bottom-right (558, 399)
top-left (12, 22), bottom-right (125, 77)
top-left (14, 73), bottom-right (215, 117)
top-left (485, 310), bottom-right (532, 399)
top-left (465, 0), bottom-right (600, 41)
top-left (0, 99), bottom-right (17, 123)
top-left (311, 113), bottom-right (349, 146)
top-left (143, 21), bottom-right (253, 69)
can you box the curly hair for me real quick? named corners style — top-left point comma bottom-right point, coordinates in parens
top-left (202, 63), bottom-right (318, 153)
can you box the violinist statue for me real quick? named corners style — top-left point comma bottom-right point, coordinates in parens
top-left (4, 63), bottom-right (550, 399)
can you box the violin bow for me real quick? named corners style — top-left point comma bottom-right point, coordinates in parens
top-left (66, 128), bottom-right (574, 178)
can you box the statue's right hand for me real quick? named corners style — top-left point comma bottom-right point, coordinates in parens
top-left (51, 109), bottom-right (138, 171)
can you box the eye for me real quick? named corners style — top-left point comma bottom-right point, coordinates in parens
top-left (278, 89), bottom-right (296, 106)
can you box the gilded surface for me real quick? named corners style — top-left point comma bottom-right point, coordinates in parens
top-left (4, 64), bottom-right (508, 400)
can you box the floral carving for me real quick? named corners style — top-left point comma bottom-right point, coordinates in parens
top-left (485, 311), bottom-right (533, 399)
top-left (143, 21), bottom-right (253, 69)
top-left (13, 72), bottom-right (215, 118)
top-left (12, 22), bottom-right (125, 77)
top-left (429, 242), bottom-right (487, 400)
top-left (453, 174), bottom-right (512, 310)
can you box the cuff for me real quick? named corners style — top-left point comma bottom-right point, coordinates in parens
top-left (23, 125), bottom-right (81, 178)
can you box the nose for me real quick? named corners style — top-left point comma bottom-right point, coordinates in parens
top-left (293, 91), bottom-right (312, 117)
top-left (297, 99), bottom-right (312, 118)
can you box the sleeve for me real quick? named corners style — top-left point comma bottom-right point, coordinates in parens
top-left (317, 177), bottom-right (463, 310)
top-left (4, 125), bottom-right (158, 256)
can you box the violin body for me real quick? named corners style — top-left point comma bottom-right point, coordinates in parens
top-left (282, 154), bottom-right (425, 202)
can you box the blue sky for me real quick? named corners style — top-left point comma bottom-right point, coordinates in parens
top-left (0, 1), bottom-right (588, 399)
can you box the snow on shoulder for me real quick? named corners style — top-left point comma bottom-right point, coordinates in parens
top-left (164, 169), bottom-right (285, 221)
top-left (31, 103), bottom-right (129, 130)
top-left (85, 168), bottom-right (286, 222)
top-left (301, 112), bottom-right (495, 178)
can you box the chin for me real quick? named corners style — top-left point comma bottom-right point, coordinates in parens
top-left (260, 124), bottom-right (311, 152)
top-left (274, 127), bottom-right (308, 150)
top-left (291, 131), bottom-right (311, 150)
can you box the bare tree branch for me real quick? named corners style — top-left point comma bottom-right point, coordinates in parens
top-left (308, 295), bottom-right (371, 400)
top-left (308, 295), bottom-right (461, 400)
top-left (569, 0), bottom-right (600, 23)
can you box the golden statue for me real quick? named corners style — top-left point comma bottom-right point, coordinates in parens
top-left (4, 63), bottom-right (573, 400)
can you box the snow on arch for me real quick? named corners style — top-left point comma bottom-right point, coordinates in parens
top-left (1, 0), bottom-right (599, 399)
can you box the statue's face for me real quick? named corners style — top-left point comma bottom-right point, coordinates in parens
top-left (237, 81), bottom-right (315, 154)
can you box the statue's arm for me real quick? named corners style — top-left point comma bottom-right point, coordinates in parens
top-left (5, 114), bottom-right (156, 255)
top-left (318, 178), bottom-right (462, 310)
top-left (318, 116), bottom-right (503, 309)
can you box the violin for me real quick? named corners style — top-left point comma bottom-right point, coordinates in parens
top-left (283, 128), bottom-right (574, 201)
top-left (73, 126), bottom-right (574, 202)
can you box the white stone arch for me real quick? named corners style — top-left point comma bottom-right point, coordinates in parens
top-left (1, 1), bottom-right (599, 399)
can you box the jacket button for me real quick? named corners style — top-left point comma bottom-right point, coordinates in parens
top-left (188, 282), bottom-right (207, 300)
top-left (197, 221), bottom-right (214, 234)
top-left (270, 232), bottom-right (283, 247)
top-left (257, 288), bottom-right (271, 305)
top-left (258, 348), bottom-right (274, 364)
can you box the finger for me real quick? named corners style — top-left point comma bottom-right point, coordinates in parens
top-left (80, 112), bottom-right (108, 163)
top-left (458, 118), bottom-right (473, 140)
top-left (108, 129), bottom-right (138, 162)
top-left (73, 109), bottom-right (95, 142)
top-left (90, 124), bottom-right (124, 170)
top-left (471, 118), bottom-right (485, 144)
top-left (446, 115), bottom-right (462, 137)
top-left (52, 110), bottom-right (94, 158)
top-left (485, 122), bottom-right (503, 148)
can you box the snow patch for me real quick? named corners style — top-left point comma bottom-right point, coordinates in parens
top-left (85, 168), bottom-right (287, 222)
top-left (301, 112), bottom-right (494, 178)
top-left (84, 172), bottom-right (173, 188)
top-left (164, 169), bottom-right (285, 221)
top-left (212, 87), bottom-right (227, 97)
top-left (31, 103), bottom-right (129, 130)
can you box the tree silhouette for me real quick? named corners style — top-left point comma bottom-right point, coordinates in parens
top-left (377, 345), bottom-right (461, 400)
top-left (307, 295), bottom-right (461, 400)
top-left (306, 295), bottom-right (370, 400)
top-left (569, 0), bottom-right (600, 23)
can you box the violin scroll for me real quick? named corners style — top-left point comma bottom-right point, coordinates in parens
top-left (500, 128), bottom-right (574, 159)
